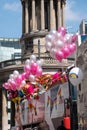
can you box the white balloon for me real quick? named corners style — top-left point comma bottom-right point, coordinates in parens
top-left (56, 40), bottom-right (64, 49)
top-left (29, 60), bottom-right (34, 65)
top-left (49, 30), bottom-right (57, 35)
top-left (9, 74), bottom-right (14, 79)
top-left (50, 48), bottom-right (57, 59)
top-left (30, 55), bottom-right (36, 62)
top-left (29, 74), bottom-right (35, 82)
top-left (56, 32), bottom-right (62, 39)
top-left (64, 34), bottom-right (72, 44)
top-left (25, 59), bottom-right (30, 65)
top-left (8, 79), bottom-right (12, 83)
top-left (21, 80), bottom-right (26, 87)
top-left (69, 67), bottom-right (83, 86)
top-left (37, 60), bottom-right (43, 67)
top-left (13, 70), bottom-right (19, 78)
top-left (45, 34), bottom-right (52, 42)
top-left (45, 41), bottom-right (52, 51)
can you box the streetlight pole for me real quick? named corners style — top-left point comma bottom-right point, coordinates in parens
top-left (66, 68), bottom-right (73, 130)
top-left (66, 64), bottom-right (75, 130)
top-left (66, 64), bottom-right (78, 130)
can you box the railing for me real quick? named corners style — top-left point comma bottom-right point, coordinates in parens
top-left (0, 56), bottom-right (74, 70)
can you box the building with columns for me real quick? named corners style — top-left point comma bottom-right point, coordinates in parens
top-left (0, 0), bottom-right (77, 130)
top-left (20, 0), bottom-right (66, 58)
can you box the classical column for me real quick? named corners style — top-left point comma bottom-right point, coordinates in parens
top-left (50, 0), bottom-right (54, 30)
top-left (22, 1), bottom-right (25, 34)
top-left (32, 0), bottom-right (36, 31)
top-left (62, 1), bottom-right (65, 27)
top-left (2, 90), bottom-right (8, 130)
top-left (57, 0), bottom-right (61, 27)
top-left (25, 0), bottom-right (29, 33)
top-left (41, 0), bottom-right (45, 30)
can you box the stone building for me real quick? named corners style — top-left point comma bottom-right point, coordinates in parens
top-left (77, 36), bottom-right (87, 129)
top-left (20, 0), bottom-right (66, 58)
top-left (76, 20), bottom-right (87, 129)
top-left (0, 0), bottom-right (76, 130)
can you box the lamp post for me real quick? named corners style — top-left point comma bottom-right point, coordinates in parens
top-left (66, 67), bottom-right (73, 130)
top-left (65, 66), bottom-right (83, 130)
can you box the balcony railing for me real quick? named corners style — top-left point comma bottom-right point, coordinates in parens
top-left (0, 56), bottom-right (74, 70)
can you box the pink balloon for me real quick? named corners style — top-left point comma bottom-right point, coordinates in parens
top-left (30, 63), bottom-right (38, 75)
top-left (55, 50), bottom-right (64, 62)
top-left (72, 43), bottom-right (77, 51)
top-left (21, 73), bottom-right (26, 80)
top-left (36, 67), bottom-right (42, 76)
top-left (71, 35), bottom-right (77, 42)
top-left (3, 82), bottom-right (9, 90)
top-left (69, 43), bottom-right (76, 53)
top-left (10, 80), bottom-right (17, 90)
top-left (62, 46), bottom-right (70, 58)
top-left (58, 27), bottom-right (66, 36)
top-left (15, 75), bottom-right (22, 86)
top-left (25, 72), bottom-right (30, 79)
top-left (24, 65), bottom-right (31, 73)
top-left (8, 80), bottom-right (16, 90)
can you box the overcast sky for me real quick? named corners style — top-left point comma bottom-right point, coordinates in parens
top-left (0, 0), bottom-right (87, 38)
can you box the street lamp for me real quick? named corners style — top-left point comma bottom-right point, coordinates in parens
top-left (65, 66), bottom-right (83, 130)
top-left (66, 65), bottom-right (75, 130)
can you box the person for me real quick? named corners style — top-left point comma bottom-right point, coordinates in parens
top-left (57, 120), bottom-right (66, 130)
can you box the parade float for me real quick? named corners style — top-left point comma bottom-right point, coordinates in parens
top-left (3, 27), bottom-right (80, 130)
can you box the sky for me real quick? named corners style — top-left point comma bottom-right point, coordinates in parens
top-left (0, 0), bottom-right (87, 38)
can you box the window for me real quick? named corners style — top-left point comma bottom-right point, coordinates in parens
top-left (25, 39), bottom-right (33, 51)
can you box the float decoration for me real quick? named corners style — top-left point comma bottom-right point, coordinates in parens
top-left (3, 55), bottom-right (67, 103)
top-left (45, 27), bottom-right (77, 62)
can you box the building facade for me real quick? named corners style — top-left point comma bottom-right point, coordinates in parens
top-left (20, 0), bottom-right (66, 58)
top-left (76, 20), bottom-right (87, 129)
top-left (79, 20), bottom-right (87, 35)
top-left (77, 38), bottom-right (87, 130)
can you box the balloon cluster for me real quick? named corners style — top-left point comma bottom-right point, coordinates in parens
top-left (5, 71), bottom-right (67, 103)
top-left (3, 55), bottom-right (43, 91)
top-left (3, 63), bottom-right (68, 103)
top-left (45, 27), bottom-right (77, 61)
top-left (24, 54), bottom-right (43, 82)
